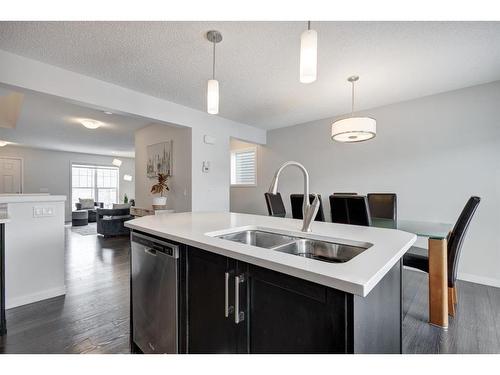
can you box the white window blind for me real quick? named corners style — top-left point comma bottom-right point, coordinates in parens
top-left (231, 148), bottom-right (257, 186)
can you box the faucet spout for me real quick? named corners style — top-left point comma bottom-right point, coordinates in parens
top-left (268, 161), bottom-right (320, 232)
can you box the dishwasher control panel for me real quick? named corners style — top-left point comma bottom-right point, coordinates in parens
top-left (131, 233), bottom-right (179, 258)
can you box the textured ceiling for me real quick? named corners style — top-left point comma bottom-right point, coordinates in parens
top-left (0, 87), bottom-right (151, 157)
top-left (0, 21), bottom-right (499, 130)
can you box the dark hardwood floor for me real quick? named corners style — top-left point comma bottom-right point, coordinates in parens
top-left (1, 224), bottom-right (499, 354)
top-left (0, 224), bottom-right (130, 354)
top-left (403, 269), bottom-right (500, 354)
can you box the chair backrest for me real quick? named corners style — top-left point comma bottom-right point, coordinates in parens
top-left (329, 195), bottom-right (371, 226)
top-left (290, 194), bottom-right (325, 222)
top-left (367, 193), bottom-right (397, 221)
top-left (448, 196), bottom-right (481, 287)
top-left (333, 192), bottom-right (357, 195)
top-left (264, 193), bottom-right (286, 217)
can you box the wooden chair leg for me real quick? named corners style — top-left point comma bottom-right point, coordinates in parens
top-left (448, 287), bottom-right (456, 317)
top-left (453, 285), bottom-right (458, 305)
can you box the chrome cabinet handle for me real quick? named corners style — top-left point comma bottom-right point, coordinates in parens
top-left (234, 274), bottom-right (245, 324)
top-left (224, 271), bottom-right (234, 318)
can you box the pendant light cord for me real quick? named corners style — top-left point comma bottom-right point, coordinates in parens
top-left (307, 21), bottom-right (311, 30)
top-left (212, 41), bottom-right (216, 80)
top-left (351, 80), bottom-right (355, 114)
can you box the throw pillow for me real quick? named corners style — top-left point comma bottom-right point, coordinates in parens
top-left (79, 198), bottom-right (95, 209)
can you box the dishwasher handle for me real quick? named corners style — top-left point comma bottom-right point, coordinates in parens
top-left (144, 247), bottom-right (157, 257)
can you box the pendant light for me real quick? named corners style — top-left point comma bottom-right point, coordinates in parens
top-left (331, 76), bottom-right (376, 143)
top-left (299, 21), bottom-right (317, 83)
top-left (206, 30), bottom-right (222, 115)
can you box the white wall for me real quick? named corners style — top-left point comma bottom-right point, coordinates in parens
top-left (230, 138), bottom-right (265, 213)
top-left (0, 49), bottom-right (266, 212)
top-left (230, 81), bottom-right (500, 287)
top-left (0, 145), bottom-right (135, 221)
top-left (3, 197), bottom-right (66, 308)
top-left (135, 123), bottom-right (192, 212)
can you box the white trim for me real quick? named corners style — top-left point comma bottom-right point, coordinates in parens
top-left (458, 272), bottom-right (500, 289)
top-left (0, 156), bottom-right (24, 193)
top-left (6, 285), bottom-right (66, 309)
top-left (405, 266), bottom-right (500, 289)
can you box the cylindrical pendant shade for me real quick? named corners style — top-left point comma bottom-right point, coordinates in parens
top-left (331, 117), bottom-right (376, 143)
top-left (207, 79), bottom-right (219, 114)
top-left (300, 29), bottom-right (317, 83)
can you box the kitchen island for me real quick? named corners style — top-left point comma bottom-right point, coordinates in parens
top-left (125, 212), bottom-right (416, 354)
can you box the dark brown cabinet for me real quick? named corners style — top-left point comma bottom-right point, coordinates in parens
top-left (247, 265), bottom-right (349, 353)
top-left (186, 247), bottom-right (246, 353)
top-left (183, 245), bottom-right (402, 354)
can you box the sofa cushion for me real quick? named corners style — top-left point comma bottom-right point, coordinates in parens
top-left (113, 203), bottom-right (131, 209)
top-left (79, 198), bottom-right (95, 209)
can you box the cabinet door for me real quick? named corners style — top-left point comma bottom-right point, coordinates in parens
top-left (187, 247), bottom-right (239, 353)
top-left (247, 265), bottom-right (348, 353)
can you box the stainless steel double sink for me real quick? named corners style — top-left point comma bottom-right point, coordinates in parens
top-left (216, 230), bottom-right (371, 263)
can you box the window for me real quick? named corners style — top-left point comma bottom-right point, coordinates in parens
top-left (71, 164), bottom-right (119, 208)
top-left (231, 147), bottom-right (257, 186)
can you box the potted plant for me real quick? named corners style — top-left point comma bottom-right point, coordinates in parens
top-left (124, 193), bottom-right (129, 204)
top-left (151, 173), bottom-right (170, 208)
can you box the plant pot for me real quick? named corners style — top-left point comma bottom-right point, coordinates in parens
top-left (153, 196), bottom-right (167, 207)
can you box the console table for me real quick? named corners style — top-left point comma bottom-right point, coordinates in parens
top-left (130, 206), bottom-right (175, 217)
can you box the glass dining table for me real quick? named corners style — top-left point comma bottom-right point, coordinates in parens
top-left (372, 218), bottom-right (454, 329)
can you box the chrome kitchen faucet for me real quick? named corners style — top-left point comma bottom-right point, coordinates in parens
top-left (268, 161), bottom-right (320, 232)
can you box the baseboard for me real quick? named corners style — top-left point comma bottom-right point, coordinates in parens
top-left (458, 272), bottom-right (500, 289)
top-left (6, 285), bottom-right (66, 309)
top-left (404, 267), bottom-right (500, 289)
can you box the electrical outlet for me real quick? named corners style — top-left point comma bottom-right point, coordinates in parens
top-left (33, 205), bottom-right (55, 218)
top-left (202, 161), bottom-right (210, 173)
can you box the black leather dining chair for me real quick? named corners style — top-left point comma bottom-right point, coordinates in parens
top-left (290, 194), bottom-right (325, 222)
top-left (329, 195), bottom-right (371, 226)
top-left (367, 193), bottom-right (397, 221)
top-left (403, 196), bottom-right (481, 317)
top-left (264, 192), bottom-right (286, 217)
top-left (333, 192), bottom-right (357, 195)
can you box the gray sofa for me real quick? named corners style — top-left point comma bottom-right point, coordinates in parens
top-left (96, 208), bottom-right (133, 237)
top-left (75, 201), bottom-right (104, 223)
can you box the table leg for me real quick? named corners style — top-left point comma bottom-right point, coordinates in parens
top-left (428, 237), bottom-right (448, 328)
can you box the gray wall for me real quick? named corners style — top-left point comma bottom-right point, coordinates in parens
top-left (0, 145), bottom-right (135, 221)
top-left (230, 81), bottom-right (500, 287)
top-left (135, 123), bottom-right (192, 212)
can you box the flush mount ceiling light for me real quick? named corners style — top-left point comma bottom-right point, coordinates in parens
top-left (331, 76), bottom-right (376, 143)
top-left (300, 21), bottom-right (318, 84)
top-left (123, 174), bottom-right (133, 182)
top-left (112, 158), bottom-right (122, 167)
top-left (206, 30), bottom-right (222, 115)
top-left (80, 119), bottom-right (102, 130)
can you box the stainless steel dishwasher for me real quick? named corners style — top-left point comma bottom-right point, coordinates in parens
top-left (131, 232), bottom-right (179, 354)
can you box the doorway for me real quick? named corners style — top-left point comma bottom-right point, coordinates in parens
top-left (0, 157), bottom-right (22, 194)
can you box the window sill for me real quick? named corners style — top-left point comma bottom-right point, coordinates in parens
top-left (231, 184), bottom-right (257, 188)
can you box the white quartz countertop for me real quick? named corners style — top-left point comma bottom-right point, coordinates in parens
top-left (125, 212), bottom-right (416, 297)
top-left (0, 194), bottom-right (67, 203)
